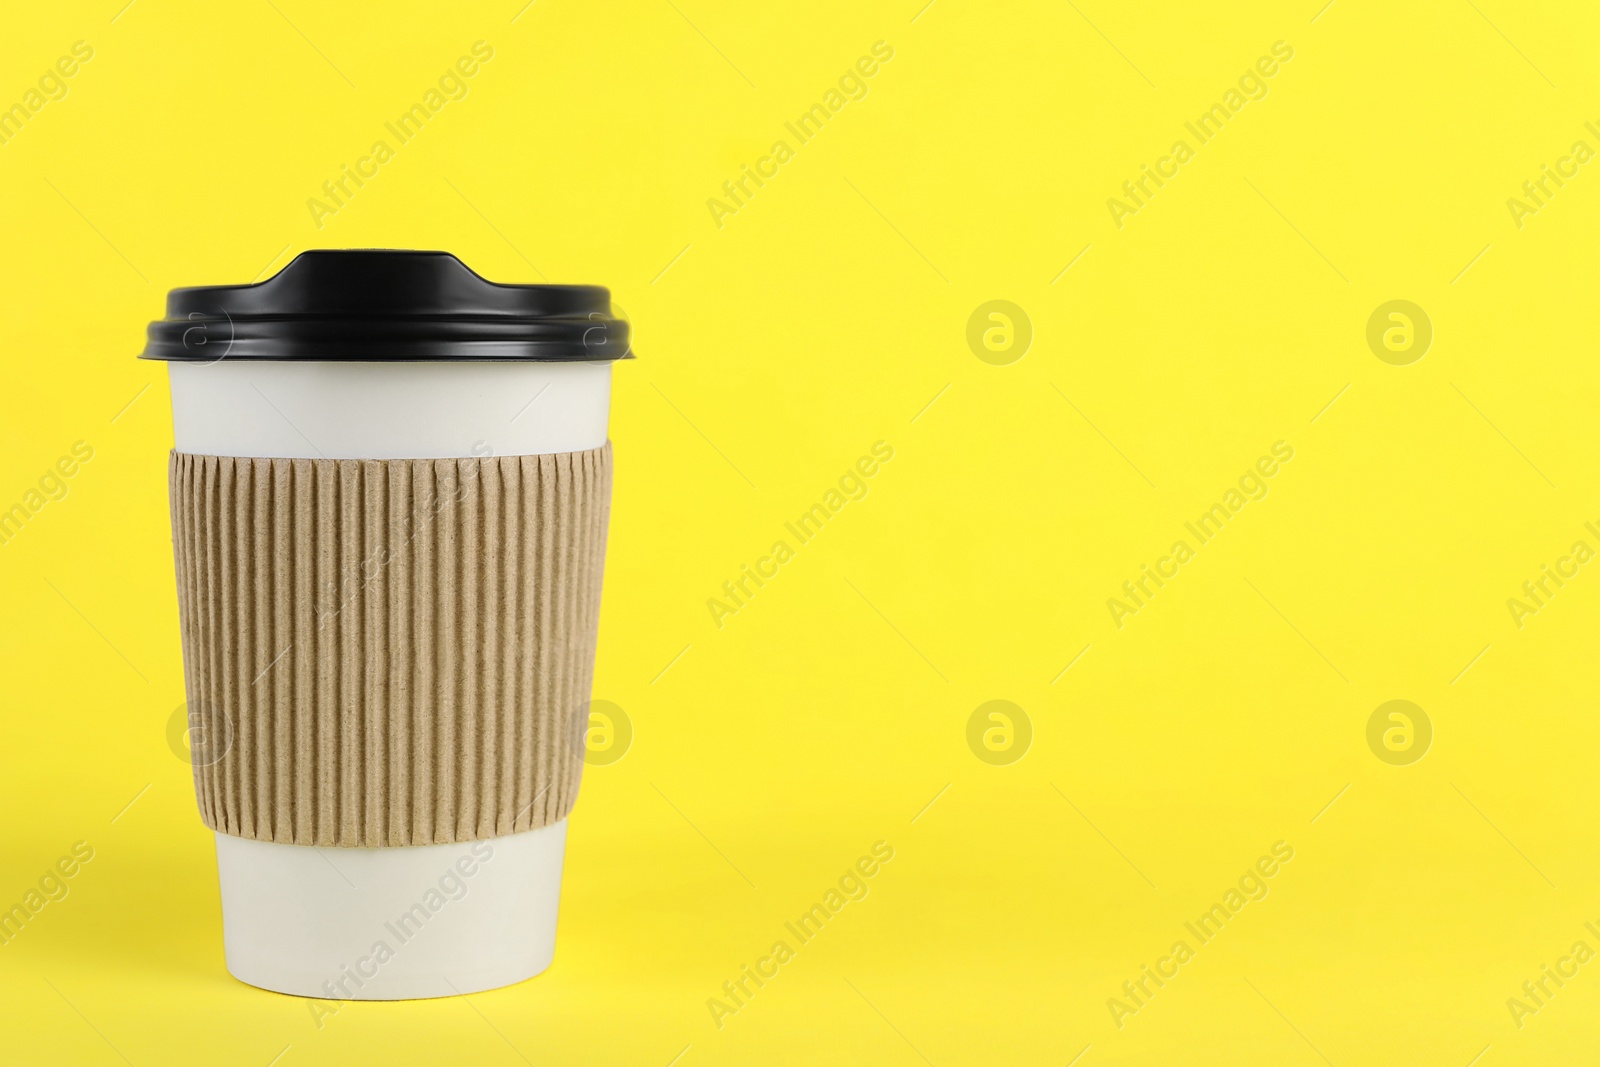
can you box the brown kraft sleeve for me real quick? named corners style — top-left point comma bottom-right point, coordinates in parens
top-left (168, 444), bottom-right (612, 848)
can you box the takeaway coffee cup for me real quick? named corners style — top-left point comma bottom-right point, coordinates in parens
top-left (141, 250), bottom-right (628, 999)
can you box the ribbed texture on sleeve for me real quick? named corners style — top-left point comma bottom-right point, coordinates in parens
top-left (169, 444), bottom-right (612, 847)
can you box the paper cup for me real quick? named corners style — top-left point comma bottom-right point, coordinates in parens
top-left (143, 251), bottom-right (628, 999)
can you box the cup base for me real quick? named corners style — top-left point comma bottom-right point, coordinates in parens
top-left (215, 821), bottom-right (567, 1000)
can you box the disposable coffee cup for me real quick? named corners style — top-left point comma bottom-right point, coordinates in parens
top-left (141, 250), bottom-right (629, 999)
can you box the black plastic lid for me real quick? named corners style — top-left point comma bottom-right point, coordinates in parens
top-left (139, 249), bottom-right (631, 362)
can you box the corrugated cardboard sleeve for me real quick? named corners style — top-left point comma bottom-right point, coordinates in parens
top-left (169, 444), bottom-right (612, 848)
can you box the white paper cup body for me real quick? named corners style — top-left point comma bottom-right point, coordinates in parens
top-left (168, 358), bottom-right (611, 999)
top-left (168, 359), bottom-right (612, 459)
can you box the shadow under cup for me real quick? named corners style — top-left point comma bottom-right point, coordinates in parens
top-left (142, 251), bottom-right (628, 999)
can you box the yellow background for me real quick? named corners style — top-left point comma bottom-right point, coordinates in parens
top-left (2, 0), bottom-right (1598, 1063)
